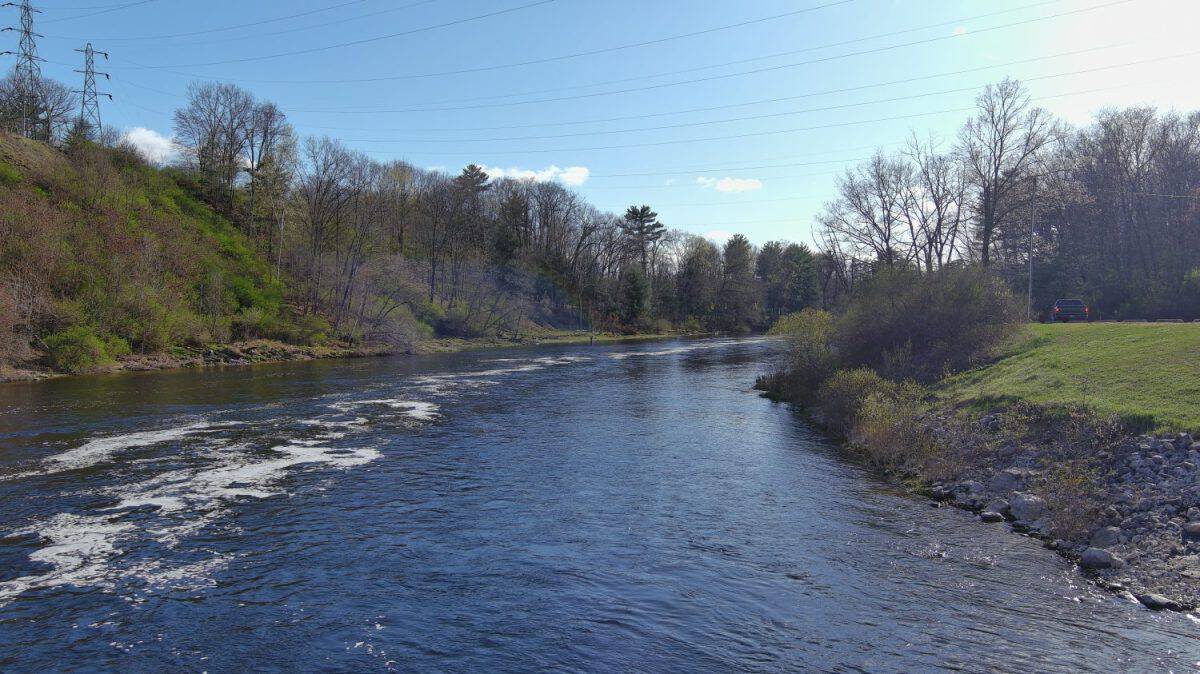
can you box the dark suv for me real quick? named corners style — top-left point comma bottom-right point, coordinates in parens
top-left (1051, 299), bottom-right (1089, 322)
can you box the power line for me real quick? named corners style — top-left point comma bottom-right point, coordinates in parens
top-left (107, 0), bottom-right (439, 49)
top-left (121, 0), bottom-right (1113, 94)
top-left (97, 0), bottom-right (1126, 125)
top-left (1, 0), bottom-right (44, 137)
top-left (296, 44), bottom-right (1122, 133)
top-left (280, 0), bottom-right (1134, 114)
top-left (41, 0), bottom-right (159, 23)
top-left (73, 41), bottom-right (110, 136)
top-left (42, 0), bottom-right (444, 43)
top-left (351, 78), bottom-right (1175, 161)
top-left (182, 0), bottom-right (850, 73)
top-left (38, 0), bottom-right (160, 8)
top-left (584, 170), bottom-right (845, 191)
top-left (136, 0), bottom-right (560, 68)
top-left (319, 54), bottom-right (1199, 145)
top-left (108, 40), bottom-right (1129, 141)
top-left (588, 154), bottom-right (885, 179)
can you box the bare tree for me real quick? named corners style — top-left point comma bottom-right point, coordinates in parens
top-left (294, 136), bottom-right (354, 314)
top-left (958, 78), bottom-right (1060, 266)
top-left (903, 133), bottom-right (967, 271)
top-left (0, 74), bottom-right (78, 143)
top-left (173, 82), bottom-right (256, 213)
top-left (818, 151), bottom-right (912, 266)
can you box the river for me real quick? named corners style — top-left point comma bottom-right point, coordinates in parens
top-left (0, 337), bottom-right (1196, 672)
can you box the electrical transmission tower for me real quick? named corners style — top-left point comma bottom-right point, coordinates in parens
top-left (1, 0), bottom-right (44, 138)
top-left (74, 42), bottom-right (110, 137)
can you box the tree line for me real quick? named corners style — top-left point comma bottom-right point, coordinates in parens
top-left (162, 81), bottom-right (822, 340)
top-left (817, 78), bottom-right (1200, 320)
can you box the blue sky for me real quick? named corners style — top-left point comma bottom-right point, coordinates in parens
top-left (20, 0), bottom-right (1200, 246)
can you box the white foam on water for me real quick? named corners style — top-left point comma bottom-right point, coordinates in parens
top-left (400, 356), bottom-right (593, 397)
top-left (42, 421), bottom-right (221, 473)
top-left (0, 438), bottom-right (381, 605)
top-left (480, 355), bottom-right (579, 376)
top-left (0, 513), bottom-right (135, 604)
top-left (328, 399), bottom-right (440, 421)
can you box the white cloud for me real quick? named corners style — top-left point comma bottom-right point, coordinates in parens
top-left (121, 127), bottom-right (177, 165)
top-left (696, 176), bottom-right (763, 193)
top-left (482, 164), bottom-right (590, 186)
top-left (703, 230), bottom-right (734, 245)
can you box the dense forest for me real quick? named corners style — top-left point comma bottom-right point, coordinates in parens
top-left (0, 74), bottom-right (819, 373)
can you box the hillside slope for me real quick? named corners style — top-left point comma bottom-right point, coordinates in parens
top-left (0, 132), bottom-right (319, 375)
top-left (939, 323), bottom-right (1200, 432)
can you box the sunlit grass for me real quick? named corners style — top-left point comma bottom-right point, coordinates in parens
top-left (939, 323), bottom-right (1200, 432)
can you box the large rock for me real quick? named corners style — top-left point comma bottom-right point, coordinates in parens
top-left (1181, 522), bottom-right (1200, 542)
top-left (989, 468), bottom-right (1030, 494)
top-left (1137, 593), bottom-right (1182, 611)
top-left (952, 481), bottom-right (985, 509)
top-left (1080, 547), bottom-right (1125, 569)
top-left (983, 499), bottom-right (1010, 516)
top-left (1009, 492), bottom-right (1047, 523)
top-left (1090, 526), bottom-right (1122, 548)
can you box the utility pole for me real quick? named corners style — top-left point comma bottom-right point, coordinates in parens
top-left (74, 42), bottom-right (110, 138)
top-left (1027, 176), bottom-right (1037, 321)
top-left (1, 0), bottom-right (44, 138)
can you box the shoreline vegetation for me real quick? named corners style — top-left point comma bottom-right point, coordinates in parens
top-left (757, 272), bottom-right (1200, 613)
top-left (0, 329), bottom-right (686, 383)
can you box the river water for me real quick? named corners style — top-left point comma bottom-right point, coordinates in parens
top-left (0, 338), bottom-right (1196, 672)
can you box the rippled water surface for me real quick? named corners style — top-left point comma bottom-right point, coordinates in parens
top-left (0, 338), bottom-right (1197, 672)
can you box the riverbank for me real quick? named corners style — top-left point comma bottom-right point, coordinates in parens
top-left (760, 322), bottom-right (1200, 613)
top-left (0, 339), bottom-right (397, 383)
top-left (0, 329), bottom-right (684, 383)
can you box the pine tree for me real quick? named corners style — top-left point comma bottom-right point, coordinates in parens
top-left (620, 205), bottom-right (664, 272)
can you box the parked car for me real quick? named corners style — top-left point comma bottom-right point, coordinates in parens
top-left (1051, 299), bottom-right (1089, 322)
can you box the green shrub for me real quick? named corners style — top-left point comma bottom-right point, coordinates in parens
top-left (104, 335), bottom-right (131, 359)
top-left (836, 266), bottom-right (1021, 382)
top-left (851, 381), bottom-right (934, 473)
top-left (766, 308), bottom-right (838, 404)
top-left (43, 325), bottom-right (113, 374)
top-left (817, 368), bottom-right (895, 438)
top-left (0, 163), bottom-right (21, 186)
top-left (231, 307), bottom-right (270, 341)
top-left (291, 314), bottom-right (330, 346)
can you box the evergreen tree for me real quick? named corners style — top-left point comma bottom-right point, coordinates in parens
top-left (677, 235), bottom-right (722, 326)
top-left (781, 243), bottom-right (818, 313)
top-left (717, 234), bottom-right (761, 333)
top-left (620, 266), bottom-right (649, 327)
top-left (620, 205), bottom-right (665, 272)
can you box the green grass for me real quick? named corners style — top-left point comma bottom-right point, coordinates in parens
top-left (939, 323), bottom-right (1200, 432)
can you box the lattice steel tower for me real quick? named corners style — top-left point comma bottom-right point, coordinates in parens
top-left (1, 0), bottom-right (44, 137)
top-left (74, 42), bottom-right (110, 137)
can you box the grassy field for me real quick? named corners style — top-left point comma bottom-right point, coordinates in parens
top-left (939, 323), bottom-right (1200, 432)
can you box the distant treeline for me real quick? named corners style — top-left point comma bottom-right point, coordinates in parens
top-left (162, 80), bottom-right (824, 338)
top-left (817, 78), bottom-right (1200, 320)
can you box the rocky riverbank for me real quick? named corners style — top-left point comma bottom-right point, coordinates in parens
top-left (0, 340), bottom-right (396, 383)
top-left (919, 409), bottom-right (1200, 613)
